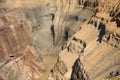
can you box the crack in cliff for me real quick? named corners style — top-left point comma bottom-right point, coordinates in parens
top-left (71, 58), bottom-right (89, 80)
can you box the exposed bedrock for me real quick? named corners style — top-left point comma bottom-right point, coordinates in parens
top-left (49, 0), bottom-right (120, 80)
top-left (0, 0), bottom-right (120, 80)
top-left (0, 11), bottom-right (45, 80)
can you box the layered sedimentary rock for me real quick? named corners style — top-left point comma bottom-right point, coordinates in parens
top-left (49, 0), bottom-right (120, 80)
top-left (0, 8), bottom-right (45, 80)
top-left (0, 0), bottom-right (120, 80)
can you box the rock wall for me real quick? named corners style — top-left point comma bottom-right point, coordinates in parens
top-left (0, 8), bottom-right (45, 80)
top-left (49, 0), bottom-right (120, 80)
top-left (0, 0), bottom-right (120, 80)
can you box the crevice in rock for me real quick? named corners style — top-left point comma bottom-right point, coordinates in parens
top-left (107, 70), bottom-right (120, 78)
top-left (71, 58), bottom-right (89, 80)
top-left (97, 22), bottom-right (106, 43)
top-left (50, 24), bottom-right (55, 45)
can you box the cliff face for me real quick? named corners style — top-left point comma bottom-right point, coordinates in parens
top-left (48, 0), bottom-right (120, 80)
top-left (0, 0), bottom-right (120, 80)
top-left (0, 9), bottom-right (45, 80)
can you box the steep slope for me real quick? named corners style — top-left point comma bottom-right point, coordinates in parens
top-left (0, 0), bottom-right (120, 80)
top-left (0, 7), bottom-right (45, 80)
top-left (49, 0), bottom-right (120, 80)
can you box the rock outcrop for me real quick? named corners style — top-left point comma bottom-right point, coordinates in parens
top-left (49, 0), bottom-right (120, 80)
top-left (0, 7), bottom-right (45, 80)
top-left (67, 37), bottom-right (86, 54)
top-left (70, 58), bottom-right (89, 80)
top-left (49, 60), bottom-right (68, 80)
top-left (0, 0), bottom-right (120, 80)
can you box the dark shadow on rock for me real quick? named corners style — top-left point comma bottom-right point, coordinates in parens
top-left (64, 27), bottom-right (70, 41)
top-left (51, 13), bottom-right (55, 21)
top-left (116, 19), bottom-right (120, 27)
top-left (75, 16), bottom-right (79, 21)
top-left (110, 11), bottom-right (115, 17)
top-left (93, 2), bottom-right (98, 7)
top-left (50, 25), bottom-right (55, 45)
top-left (97, 22), bottom-right (106, 43)
top-left (107, 70), bottom-right (120, 78)
top-left (64, 30), bottom-right (69, 41)
top-left (110, 12), bottom-right (120, 27)
top-left (70, 58), bottom-right (86, 80)
top-left (84, 1), bottom-right (89, 8)
top-left (78, 0), bottom-right (81, 5)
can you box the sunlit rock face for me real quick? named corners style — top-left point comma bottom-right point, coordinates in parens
top-left (0, 8), bottom-right (45, 80)
top-left (48, 0), bottom-right (120, 80)
top-left (0, 0), bottom-right (120, 80)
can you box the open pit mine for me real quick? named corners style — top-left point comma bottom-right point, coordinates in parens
top-left (0, 0), bottom-right (120, 80)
